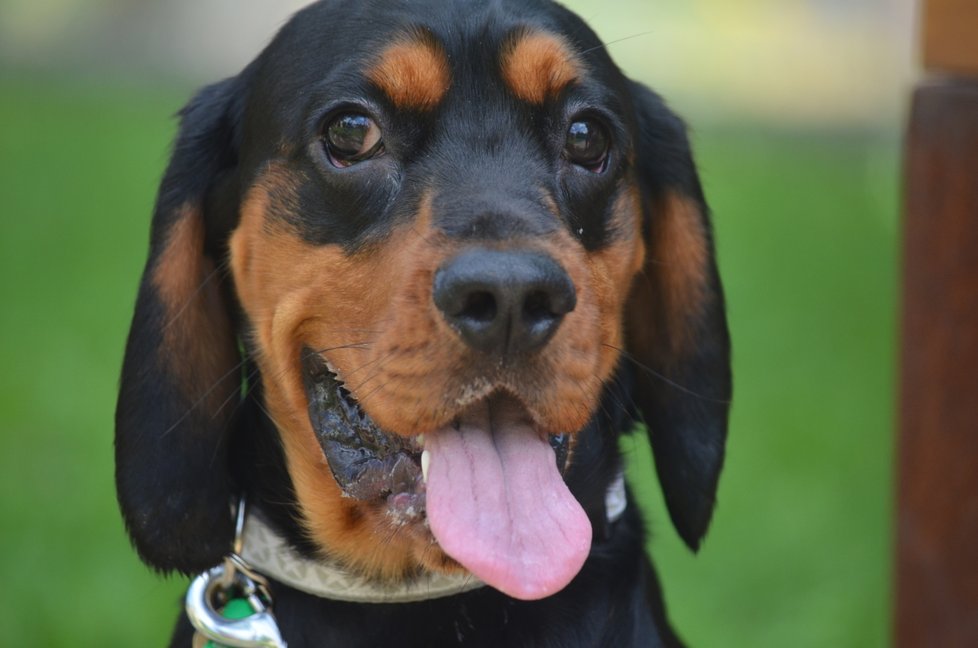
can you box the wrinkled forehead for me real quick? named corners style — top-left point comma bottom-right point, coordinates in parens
top-left (245, 0), bottom-right (624, 135)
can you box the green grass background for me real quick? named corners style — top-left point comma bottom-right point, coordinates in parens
top-left (0, 74), bottom-right (896, 646)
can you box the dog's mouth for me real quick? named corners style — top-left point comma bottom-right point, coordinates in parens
top-left (301, 349), bottom-right (591, 600)
top-left (302, 351), bottom-right (428, 518)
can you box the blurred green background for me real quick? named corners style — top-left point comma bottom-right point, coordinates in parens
top-left (0, 0), bottom-right (908, 645)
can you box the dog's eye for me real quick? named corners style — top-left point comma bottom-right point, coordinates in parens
top-left (564, 119), bottom-right (609, 173)
top-left (323, 113), bottom-right (384, 167)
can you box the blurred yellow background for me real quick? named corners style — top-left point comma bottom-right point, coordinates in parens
top-left (0, 0), bottom-right (915, 126)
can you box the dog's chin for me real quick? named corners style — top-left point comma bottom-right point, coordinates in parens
top-left (301, 348), bottom-right (591, 600)
top-left (300, 349), bottom-right (570, 520)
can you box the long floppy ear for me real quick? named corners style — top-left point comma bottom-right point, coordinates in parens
top-left (115, 78), bottom-right (244, 573)
top-left (625, 81), bottom-right (732, 551)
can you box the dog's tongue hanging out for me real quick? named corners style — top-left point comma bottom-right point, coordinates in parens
top-left (425, 395), bottom-right (592, 600)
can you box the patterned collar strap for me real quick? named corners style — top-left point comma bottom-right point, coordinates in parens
top-left (240, 512), bottom-right (484, 603)
top-left (240, 471), bottom-right (628, 604)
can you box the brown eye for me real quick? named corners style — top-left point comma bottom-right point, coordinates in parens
top-left (564, 119), bottom-right (609, 172)
top-left (323, 113), bottom-right (384, 167)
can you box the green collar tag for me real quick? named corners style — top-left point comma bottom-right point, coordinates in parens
top-left (204, 599), bottom-right (257, 648)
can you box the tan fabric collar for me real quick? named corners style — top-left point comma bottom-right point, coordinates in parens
top-left (240, 512), bottom-right (485, 604)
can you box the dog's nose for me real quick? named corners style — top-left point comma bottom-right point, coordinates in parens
top-left (433, 249), bottom-right (576, 356)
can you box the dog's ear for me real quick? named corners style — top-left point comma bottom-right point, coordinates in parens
top-left (624, 81), bottom-right (732, 551)
top-left (115, 77), bottom-right (245, 574)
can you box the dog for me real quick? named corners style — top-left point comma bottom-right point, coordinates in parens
top-left (115, 0), bottom-right (731, 645)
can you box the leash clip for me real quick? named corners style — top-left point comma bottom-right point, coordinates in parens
top-left (186, 496), bottom-right (287, 648)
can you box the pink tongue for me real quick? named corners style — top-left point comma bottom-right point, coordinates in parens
top-left (425, 397), bottom-right (592, 600)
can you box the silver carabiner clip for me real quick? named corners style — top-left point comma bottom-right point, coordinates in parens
top-left (186, 496), bottom-right (287, 648)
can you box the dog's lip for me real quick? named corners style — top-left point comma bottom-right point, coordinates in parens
top-left (301, 350), bottom-right (424, 509)
top-left (299, 348), bottom-right (570, 507)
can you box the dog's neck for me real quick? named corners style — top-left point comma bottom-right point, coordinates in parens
top-left (240, 511), bottom-right (483, 603)
top-left (240, 471), bottom-right (627, 604)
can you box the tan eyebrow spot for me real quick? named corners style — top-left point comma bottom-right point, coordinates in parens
top-left (367, 33), bottom-right (451, 110)
top-left (501, 30), bottom-right (582, 104)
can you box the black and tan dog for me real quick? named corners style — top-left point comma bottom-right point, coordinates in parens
top-left (115, 0), bottom-right (731, 645)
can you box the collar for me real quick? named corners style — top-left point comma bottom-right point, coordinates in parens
top-left (240, 470), bottom-right (628, 604)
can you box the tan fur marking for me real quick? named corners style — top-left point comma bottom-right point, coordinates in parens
top-left (501, 31), bottom-right (581, 104)
top-left (627, 192), bottom-right (709, 360)
top-left (152, 205), bottom-right (237, 411)
top-left (228, 168), bottom-right (648, 580)
top-left (231, 179), bottom-right (456, 578)
top-left (578, 187), bottom-right (646, 380)
top-left (655, 193), bottom-right (709, 351)
top-left (367, 35), bottom-right (451, 110)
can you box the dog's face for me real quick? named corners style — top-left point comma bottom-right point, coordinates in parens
top-left (117, 0), bottom-right (730, 603)
top-left (228, 2), bottom-right (647, 596)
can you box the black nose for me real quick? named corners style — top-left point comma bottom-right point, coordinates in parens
top-left (433, 249), bottom-right (576, 356)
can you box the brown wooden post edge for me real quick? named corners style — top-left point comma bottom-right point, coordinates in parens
top-left (897, 1), bottom-right (978, 645)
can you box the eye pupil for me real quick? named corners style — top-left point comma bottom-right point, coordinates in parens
top-left (329, 115), bottom-right (370, 153)
top-left (565, 119), bottom-right (609, 172)
top-left (323, 112), bottom-right (383, 167)
top-left (567, 121), bottom-right (591, 151)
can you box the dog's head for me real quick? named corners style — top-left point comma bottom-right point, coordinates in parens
top-left (116, 0), bottom-right (730, 601)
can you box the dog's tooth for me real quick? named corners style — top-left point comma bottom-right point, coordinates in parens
top-left (421, 449), bottom-right (431, 482)
top-left (324, 359), bottom-right (347, 384)
top-left (416, 434), bottom-right (425, 447)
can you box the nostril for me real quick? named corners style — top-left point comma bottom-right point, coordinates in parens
top-left (522, 290), bottom-right (556, 326)
top-left (459, 290), bottom-right (497, 323)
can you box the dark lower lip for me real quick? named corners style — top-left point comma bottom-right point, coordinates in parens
top-left (300, 347), bottom-right (571, 505)
top-left (302, 349), bottom-right (423, 503)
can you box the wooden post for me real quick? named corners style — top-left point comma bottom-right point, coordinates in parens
top-left (897, 1), bottom-right (978, 646)
top-left (922, 0), bottom-right (978, 75)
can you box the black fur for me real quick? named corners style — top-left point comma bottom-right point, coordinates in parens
top-left (627, 82), bottom-right (732, 551)
top-left (115, 0), bottom-right (731, 645)
top-left (115, 77), bottom-right (245, 573)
